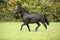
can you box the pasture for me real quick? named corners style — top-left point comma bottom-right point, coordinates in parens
top-left (0, 22), bottom-right (60, 40)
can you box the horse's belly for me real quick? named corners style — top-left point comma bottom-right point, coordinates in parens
top-left (30, 18), bottom-right (39, 23)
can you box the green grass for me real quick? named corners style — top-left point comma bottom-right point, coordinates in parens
top-left (0, 22), bottom-right (60, 40)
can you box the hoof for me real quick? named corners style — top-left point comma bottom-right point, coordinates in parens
top-left (20, 29), bottom-right (22, 31)
top-left (35, 30), bottom-right (37, 31)
top-left (29, 30), bottom-right (31, 32)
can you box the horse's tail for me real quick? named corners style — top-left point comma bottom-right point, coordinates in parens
top-left (44, 15), bottom-right (49, 25)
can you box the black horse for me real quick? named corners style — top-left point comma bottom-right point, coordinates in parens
top-left (13, 5), bottom-right (49, 31)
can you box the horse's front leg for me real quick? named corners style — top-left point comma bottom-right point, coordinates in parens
top-left (20, 23), bottom-right (25, 30)
top-left (35, 23), bottom-right (40, 31)
top-left (26, 24), bottom-right (31, 31)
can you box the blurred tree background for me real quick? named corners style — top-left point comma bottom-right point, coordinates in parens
top-left (0, 0), bottom-right (60, 22)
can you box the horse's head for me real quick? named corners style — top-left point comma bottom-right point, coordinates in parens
top-left (13, 5), bottom-right (23, 19)
top-left (13, 5), bottom-right (23, 14)
top-left (13, 4), bottom-right (29, 19)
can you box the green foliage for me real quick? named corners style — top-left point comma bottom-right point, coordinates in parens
top-left (0, 0), bottom-right (60, 22)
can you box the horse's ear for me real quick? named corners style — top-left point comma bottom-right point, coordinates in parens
top-left (0, 0), bottom-right (3, 2)
top-left (19, 3), bottom-right (22, 6)
top-left (18, 3), bottom-right (22, 7)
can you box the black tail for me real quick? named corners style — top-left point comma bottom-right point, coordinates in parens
top-left (44, 15), bottom-right (49, 25)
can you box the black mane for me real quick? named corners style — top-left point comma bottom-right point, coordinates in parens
top-left (18, 5), bottom-right (29, 14)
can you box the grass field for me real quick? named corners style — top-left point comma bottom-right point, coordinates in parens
top-left (0, 22), bottom-right (60, 40)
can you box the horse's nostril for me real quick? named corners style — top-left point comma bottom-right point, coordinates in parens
top-left (13, 11), bottom-right (17, 14)
top-left (13, 11), bottom-right (15, 13)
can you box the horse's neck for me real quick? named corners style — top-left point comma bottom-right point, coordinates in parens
top-left (21, 11), bottom-right (29, 18)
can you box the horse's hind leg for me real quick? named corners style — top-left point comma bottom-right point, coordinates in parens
top-left (20, 24), bottom-right (25, 30)
top-left (26, 24), bottom-right (31, 31)
top-left (44, 24), bottom-right (47, 30)
top-left (42, 23), bottom-right (47, 30)
top-left (35, 23), bottom-right (40, 31)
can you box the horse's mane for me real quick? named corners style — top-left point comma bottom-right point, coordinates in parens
top-left (21, 7), bottom-right (30, 14)
top-left (18, 5), bottom-right (30, 14)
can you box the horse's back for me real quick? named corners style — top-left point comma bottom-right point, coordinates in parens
top-left (28, 14), bottom-right (45, 23)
